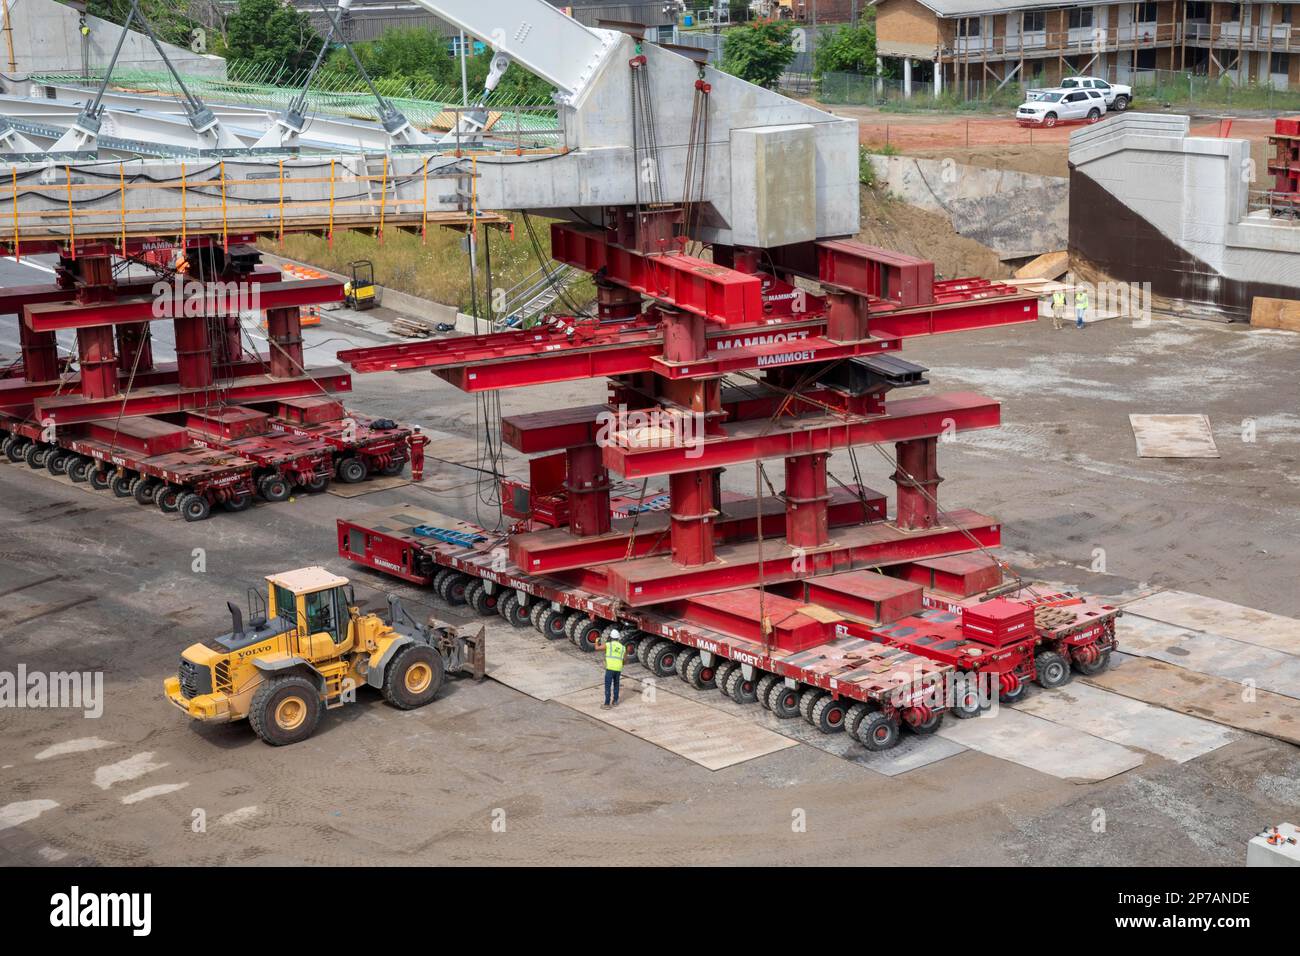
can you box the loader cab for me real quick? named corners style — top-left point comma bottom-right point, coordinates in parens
top-left (266, 567), bottom-right (355, 650)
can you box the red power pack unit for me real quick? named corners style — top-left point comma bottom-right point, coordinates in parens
top-left (960, 599), bottom-right (1035, 648)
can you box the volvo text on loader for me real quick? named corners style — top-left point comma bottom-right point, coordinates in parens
top-left (164, 567), bottom-right (485, 745)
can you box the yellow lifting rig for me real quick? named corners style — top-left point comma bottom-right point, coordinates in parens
top-left (164, 567), bottom-right (485, 745)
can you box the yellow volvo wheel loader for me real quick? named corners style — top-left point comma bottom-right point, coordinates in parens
top-left (164, 567), bottom-right (484, 745)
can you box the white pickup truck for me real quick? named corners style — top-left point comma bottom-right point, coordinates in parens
top-left (1028, 76), bottom-right (1133, 111)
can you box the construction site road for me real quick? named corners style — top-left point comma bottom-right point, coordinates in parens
top-left (0, 306), bottom-right (1296, 866)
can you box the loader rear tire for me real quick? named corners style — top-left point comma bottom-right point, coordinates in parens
top-left (250, 675), bottom-right (322, 746)
top-left (383, 644), bottom-right (445, 710)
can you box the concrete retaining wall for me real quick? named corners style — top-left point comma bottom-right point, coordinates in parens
top-left (868, 154), bottom-right (1068, 260)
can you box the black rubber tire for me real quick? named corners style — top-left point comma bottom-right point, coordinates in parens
top-left (259, 474), bottom-right (291, 502)
top-left (5, 438), bottom-right (29, 463)
top-left (755, 673), bottom-right (780, 710)
top-left (1087, 107), bottom-right (1100, 121)
top-left (529, 601), bottom-right (547, 632)
top-left (713, 660), bottom-right (739, 697)
top-left (249, 675), bottom-right (322, 746)
top-left (1113, 95), bottom-right (1129, 111)
top-left (563, 611), bottom-right (583, 643)
top-left (498, 592), bottom-right (530, 628)
top-left (24, 442), bottom-right (48, 468)
top-left (304, 473), bottom-right (329, 493)
top-left (1044, 112), bottom-right (1058, 127)
top-left (676, 648), bottom-right (699, 682)
top-left (46, 450), bottom-right (72, 475)
top-left (180, 493), bottom-right (211, 522)
top-left (380, 458), bottom-right (406, 477)
top-left (89, 468), bottom-right (112, 491)
top-left (469, 581), bottom-right (499, 616)
top-left (844, 702), bottom-right (870, 738)
top-left (111, 472), bottom-right (135, 497)
top-left (730, 669), bottom-right (759, 705)
top-left (337, 456), bottom-right (368, 484)
top-left (538, 607), bottom-right (568, 640)
top-left (856, 710), bottom-right (901, 752)
top-left (1034, 649), bottom-right (1071, 689)
top-left (799, 687), bottom-right (825, 724)
top-left (431, 568), bottom-right (455, 599)
top-left (621, 632), bottom-right (641, 664)
top-left (0, 434), bottom-right (12, 458)
top-left (382, 644), bottom-right (445, 709)
top-left (133, 478), bottom-right (160, 506)
top-left (950, 673), bottom-right (985, 719)
top-left (685, 654), bottom-right (716, 690)
top-left (67, 457), bottom-right (93, 483)
top-left (157, 485), bottom-right (183, 513)
top-left (905, 710), bottom-right (944, 735)
top-left (811, 695), bottom-right (847, 734)
top-left (768, 682), bottom-right (802, 719)
top-left (646, 640), bottom-right (679, 678)
top-left (223, 493), bottom-right (253, 513)
top-left (1073, 649), bottom-right (1112, 677)
top-left (444, 573), bottom-right (469, 605)
top-left (573, 620), bottom-right (602, 653)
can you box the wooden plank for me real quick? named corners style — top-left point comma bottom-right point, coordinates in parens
top-left (1086, 654), bottom-right (1300, 747)
top-left (556, 678), bottom-right (798, 771)
top-left (1129, 413), bottom-right (1220, 458)
top-left (1124, 590), bottom-right (1300, 657)
top-left (1250, 295), bottom-right (1300, 331)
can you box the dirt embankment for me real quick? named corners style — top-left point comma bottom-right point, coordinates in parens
top-left (855, 185), bottom-right (1009, 280)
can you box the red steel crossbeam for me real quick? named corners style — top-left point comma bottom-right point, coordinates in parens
top-left (0, 268), bottom-right (284, 317)
top-left (510, 485), bottom-right (885, 574)
top-left (33, 368), bottom-right (353, 425)
top-left (602, 509), bottom-right (1002, 606)
top-left (22, 279), bottom-right (341, 332)
top-left (602, 391), bottom-right (1000, 478)
top-left (550, 223), bottom-right (764, 326)
top-left (0, 356), bottom-right (280, 409)
top-left (817, 239), bottom-right (936, 308)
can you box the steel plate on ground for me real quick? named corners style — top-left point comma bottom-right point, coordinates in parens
top-left (938, 707), bottom-right (1145, 782)
top-left (484, 625), bottom-right (603, 701)
top-left (1124, 590), bottom-right (1300, 656)
top-left (1129, 413), bottom-right (1219, 458)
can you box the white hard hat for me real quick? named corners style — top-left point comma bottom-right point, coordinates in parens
top-left (608, 628), bottom-right (622, 641)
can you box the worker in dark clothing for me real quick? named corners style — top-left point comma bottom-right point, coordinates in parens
top-left (595, 627), bottom-right (626, 708)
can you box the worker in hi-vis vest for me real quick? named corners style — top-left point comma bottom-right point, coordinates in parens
top-left (1074, 288), bottom-right (1089, 329)
top-left (595, 628), bottom-right (626, 708)
top-left (1051, 289), bottom-right (1067, 330)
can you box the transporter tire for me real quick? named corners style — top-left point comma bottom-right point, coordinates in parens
top-left (538, 607), bottom-right (568, 640)
top-left (157, 485), bottom-right (183, 513)
top-left (563, 611), bottom-right (583, 643)
top-left (999, 676), bottom-right (1029, 705)
top-left (259, 474), bottom-right (291, 502)
top-left (498, 593), bottom-right (531, 628)
top-left (636, 634), bottom-right (657, 667)
top-left (89, 468), bottom-right (112, 491)
top-left (950, 673), bottom-right (986, 719)
top-left (337, 456), bottom-right (368, 484)
top-left (469, 581), bottom-right (499, 616)
top-left (133, 478), bottom-right (160, 506)
top-left (305, 474), bottom-right (329, 493)
top-left (529, 601), bottom-right (546, 631)
top-left (444, 573), bottom-right (469, 605)
top-left (676, 648), bottom-right (698, 681)
top-left (856, 710), bottom-right (901, 752)
top-left (67, 457), bottom-right (94, 483)
top-left (573, 620), bottom-right (602, 653)
top-left (249, 675), bottom-right (322, 746)
top-left (799, 687), bottom-right (825, 723)
top-left (380, 458), bottom-right (406, 477)
top-left (621, 631), bottom-right (642, 664)
top-left (1034, 649), bottom-right (1071, 689)
top-left (24, 442), bottom-right (49, 468)
top-left (713, 660), bottom-right (739, 696)
top-left (730, 670), bottom-right (759, 705)
top-left (223, 493), bottom-right (253, 513)
top-left (431, 568), bottom-right (455, 599)
top-left (0, 433), bottom-right (12, 457)
top-left (5, 437), bottom-right (29, 462)
top-left (646, 640), bottom-right (679, 678)
top-left (46, 449), bottom-right (72, 475)
top-left (844, 702), bottom-right (870, 738)
top-left (906, 710), bottom-right (944, 735)
top-left (383, 644), bottom-right (445, 710)
top-left (685, 654), bottom-right (716, 690)
top-left (755, 673), bottom-right (780, 710)
top-left (769, 682), bottom-right (802, 719)
top-left (811, 695), bottom-right (847, 734)
top-left (180, 493), bottom-right (212, 522)
top-left (111, 472), bottom-right (135, 497)
top-left (1073, 649), bottom-right (1112, 677)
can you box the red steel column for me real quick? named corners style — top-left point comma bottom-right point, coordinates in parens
top-left (77, 326), bottom-right (119, 399)
top-left (595, 280), bottom-right (641, 322)
top-left (565, 443), bottom-right (611, 537)
top-left (893, 436), bottom-right (943, 531)
top-left (660, 306), bottom-right (706, 363)
top-left (18, 318), bottom-right (60, 382)
top-left (825, 289), bottom-right (868, 342)
top-left (784, 452), bottom-right (830, 549)
top-left (265, 306), bottom-right (304, 378)
top-left (115, 323), bottom-right (154, 374)
top-left (173, 315), bottom-right (214, 389)
top-left (669, 468), bottom-right (716, 566)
